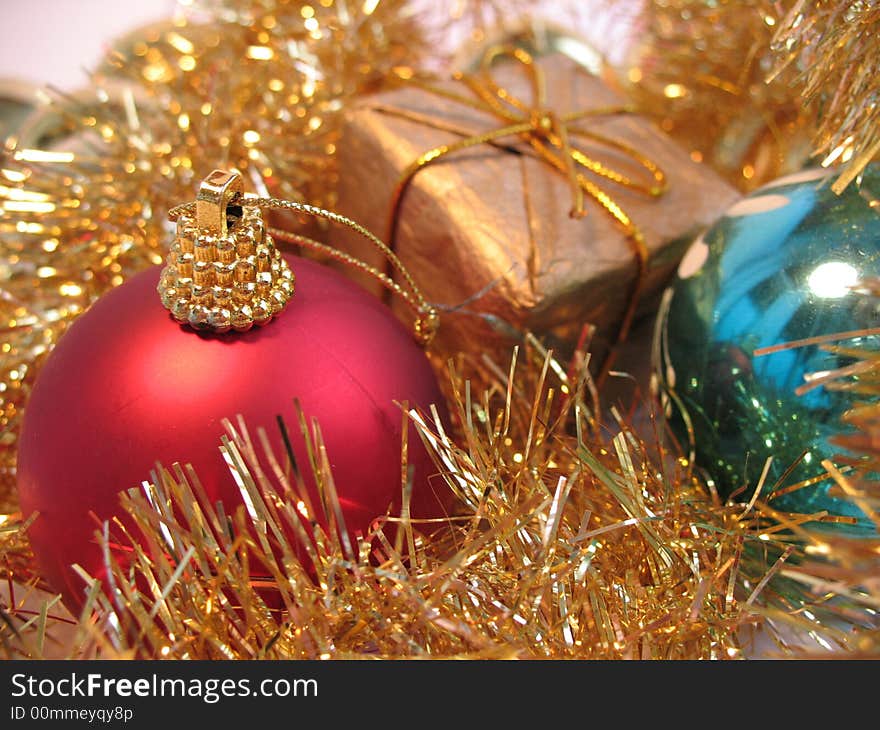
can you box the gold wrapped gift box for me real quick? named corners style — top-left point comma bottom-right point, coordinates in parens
top-left (333, 52), bottom-right (740, 366)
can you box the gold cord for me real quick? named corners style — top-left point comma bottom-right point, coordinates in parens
top-left (169, 194), bottom-right (439, 346)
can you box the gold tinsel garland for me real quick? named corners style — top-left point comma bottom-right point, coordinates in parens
top-left (0, 343), bottom-right (806, 659)
top-left (623, 0), bottom-right (816, 192)
top-left (769, 0), bottom-right (880, 193)
top-left (2, 0), bottom-right (880, 659)
top-left (3, 340), bottom-right (876, 659)
top-left (624, 0), bottom-right (880, 192)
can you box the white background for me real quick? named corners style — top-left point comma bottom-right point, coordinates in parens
top-left (0, 0), bottom-right (176, 92)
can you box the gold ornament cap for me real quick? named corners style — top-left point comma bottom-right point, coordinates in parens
top-left (158, 169), bottom-right (294, 333)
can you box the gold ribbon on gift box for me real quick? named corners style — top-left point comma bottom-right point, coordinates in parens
top-left (382, 45), bottom-right (668, 381)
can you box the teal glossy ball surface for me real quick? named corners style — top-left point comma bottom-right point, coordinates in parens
top-left (657, 167), bottom-right (880, 531)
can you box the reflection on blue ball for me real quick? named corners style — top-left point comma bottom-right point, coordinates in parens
top-left (658, 167), bottom-right (880, 531)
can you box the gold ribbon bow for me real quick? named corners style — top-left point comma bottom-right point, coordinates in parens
top-left (386, 45), bottom-right (668, 380)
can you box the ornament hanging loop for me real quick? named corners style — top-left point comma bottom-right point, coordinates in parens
top-left (159, 169), bottom-right (295, 333)
top-left (167, 170), bottom-right (439, 346)
top-left (196, 169), bottom-right (244, 236)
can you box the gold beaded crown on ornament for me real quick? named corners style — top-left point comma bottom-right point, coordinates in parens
top-left (160, 169), bottom-right (439, 345)
top-left (159, 170), bottom-right (294, 333)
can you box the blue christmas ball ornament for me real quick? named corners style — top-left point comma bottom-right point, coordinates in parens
top-left (656, 166), bottom-right (880, 532)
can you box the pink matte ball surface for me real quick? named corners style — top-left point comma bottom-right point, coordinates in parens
top-left (17, 254), bottom-right (449, 608)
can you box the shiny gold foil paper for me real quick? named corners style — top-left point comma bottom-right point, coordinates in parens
top-left (334, 54), bottom-right (740, 365)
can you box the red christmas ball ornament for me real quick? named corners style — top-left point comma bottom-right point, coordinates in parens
top-left (16, 170), bottom-right (451, 609)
